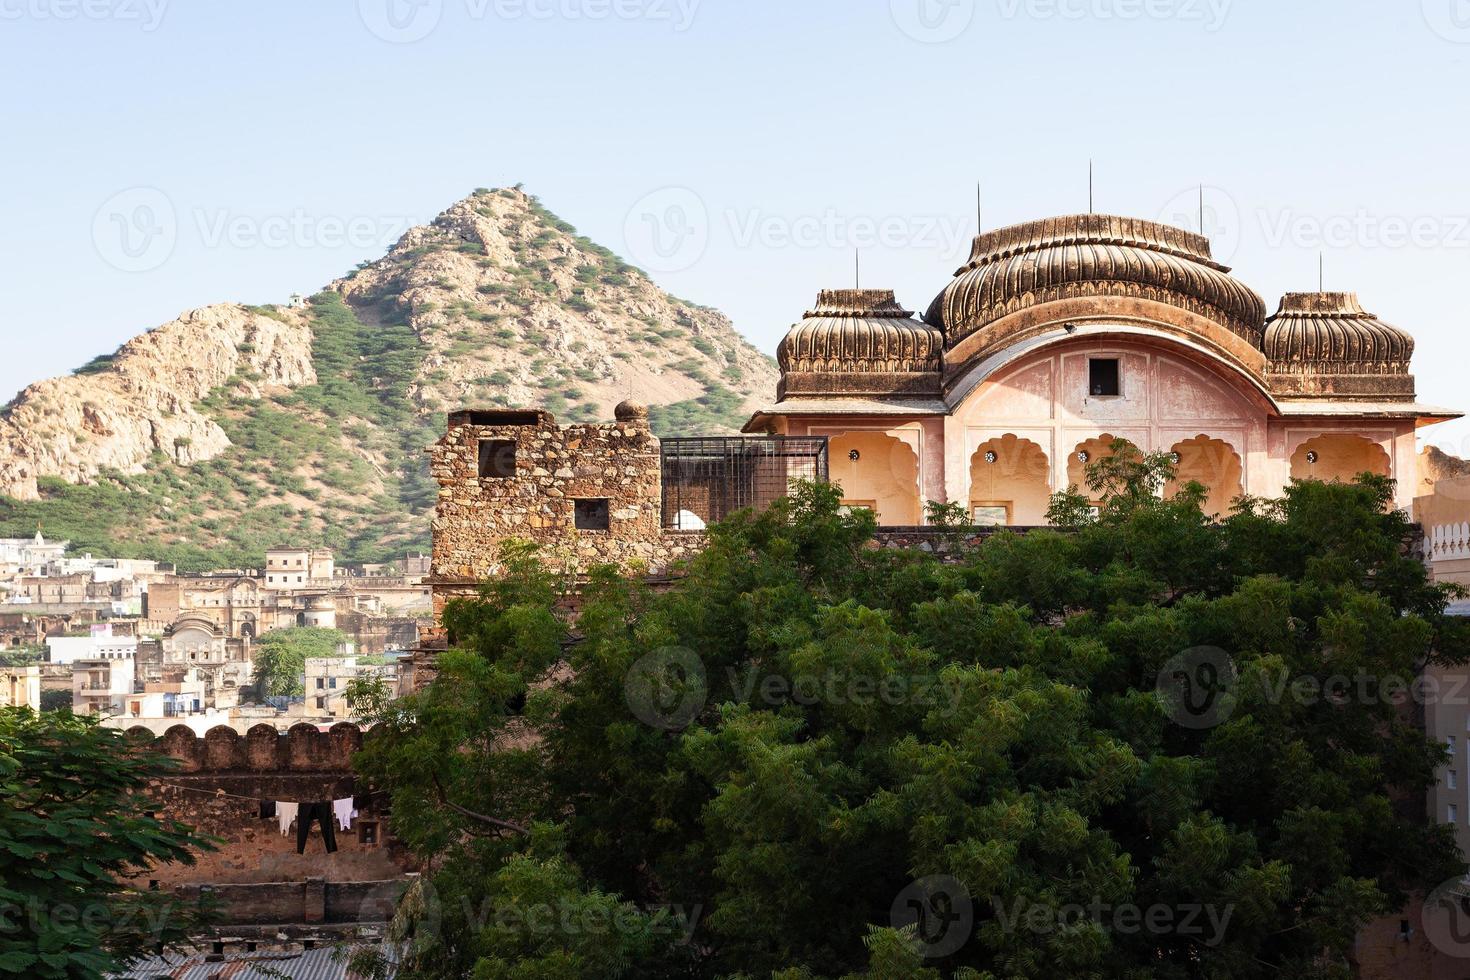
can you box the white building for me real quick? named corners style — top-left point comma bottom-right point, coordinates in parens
top-left (0, 532), bottom-right (67, 570)
top-left (72, 656), bottom-right (134, 716)
top-left (264, 547), bottom-right (335, 590)
top-left (46, 624), bottom-right (138, 665)
top-left (304, 655), bottom-right (390, 720)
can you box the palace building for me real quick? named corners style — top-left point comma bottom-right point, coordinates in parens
top-left (748, 213), bottom-right (1456, 525)
top-left (427, 211), bottom-right (1460, 612)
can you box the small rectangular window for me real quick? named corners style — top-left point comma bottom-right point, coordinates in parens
top-left (574, 498), bottom-right (611, 531)
top-left (1089, 358), bottom-right (1120, 397)
top-left (359, 820), bottom-right (379, 845)
top-left (316, 697), bottom-right (326, 709)
top-left (1452, 770), bottom-right (1459, 790)
top-left (1451, 735), bottom-right (1458, 753)
top-left (1451, 804), bottom-right (1460, 824)
top-left (478, 440), bottom-right (517, 479)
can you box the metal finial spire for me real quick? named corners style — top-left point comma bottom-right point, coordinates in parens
top-left (976, 181), bottom-right (983, 235)
top-left (1199, 184), bottom-right (1205, 235)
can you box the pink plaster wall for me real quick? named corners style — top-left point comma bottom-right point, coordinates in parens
top-left (780, 335), bottom-right (1423, 525)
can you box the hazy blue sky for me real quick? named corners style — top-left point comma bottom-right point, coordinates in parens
top-left (3, 0), bottom-right (1469, 450)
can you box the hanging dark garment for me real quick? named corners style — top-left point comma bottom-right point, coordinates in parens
top-left (259, 800), bottom-right (276, 819)
top-left (295, 801), bottom-right (338, 854)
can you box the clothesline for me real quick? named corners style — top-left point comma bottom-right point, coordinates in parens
top-left (150, 780), bottom-right (385, 854)
top-left (152, 780), bottom-right (378, 803)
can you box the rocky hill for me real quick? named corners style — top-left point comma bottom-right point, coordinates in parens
top-left (0, 188), bottom-right (778, 571)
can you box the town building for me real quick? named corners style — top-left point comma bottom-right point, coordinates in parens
top-left (304, 656), bottom-right (394, 721)
top-left (122, 667), bottom-right (209, 722)
top-left (46, 623), bottom-right (139, 665)
top-left (263, 546), bottom-right (335, 590)
top-left (0, 531), bottom-right (68, 569)
top-left (144, 552), bottom-right (429, 654)
top-left (71, 654), bottom-right (134, 716)
top-left (0, 664), bottom-right (41, 709)
top-left (134, 615), bottom-right (255, 710)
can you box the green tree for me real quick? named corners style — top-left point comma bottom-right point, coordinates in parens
top-left (353, 472), bottom-right (1470, 979)
top-left (251, 627), bottom-right (347, 698)
top-left (0, 708), bottom-right (217, 977)
top-left (0, 648), bottom-right (43, 669)
top-left (37, 690), bottom-right (71, 713)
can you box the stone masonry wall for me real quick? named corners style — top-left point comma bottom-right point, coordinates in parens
top-left (137, 723), bottom-right (417, 901)
top-left (427, 408), bottom-right (702, 595)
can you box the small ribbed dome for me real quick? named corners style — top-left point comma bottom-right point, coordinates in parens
top-left (1263, 292), bottom-right (1415, 398)
top-left (777, 289), bottom-right (943, 399)
top-left (1263, 293), bottom-right (1414, 369)
top-left (614, 400), bottom-right (649, 422)
top-left (926, 214), bottom-right (1267, 353)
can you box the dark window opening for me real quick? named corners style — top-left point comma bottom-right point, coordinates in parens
top-left (478, 439), bottom-right (516, 479)
top-left (359, 820), bottom-right (379, 845)
top-left (574, 498), bottom-right (611, 531)
top-left (1089, 358), bottom-right (1120, 397)
top-left (453, 409), bottom-right (545, 427)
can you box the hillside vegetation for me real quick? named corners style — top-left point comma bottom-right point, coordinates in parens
top-left (0, 188), bottom-right (777, 571)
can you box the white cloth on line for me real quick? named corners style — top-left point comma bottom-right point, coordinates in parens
top-left (332, 797), bottom-right (355, 832)
top-left (276, 801), bottom-right (299, 836)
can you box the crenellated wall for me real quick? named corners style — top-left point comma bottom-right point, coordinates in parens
top-left (137, 723), bottom-right (418, 906)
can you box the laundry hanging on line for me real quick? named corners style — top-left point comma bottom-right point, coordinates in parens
top-left (296, 801), bottom-right (338, 854)
top-left (332, 797), bottom-right (356, 832)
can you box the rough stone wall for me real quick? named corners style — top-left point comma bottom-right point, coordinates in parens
top-left (137, 724), bottom-right (417, 894)
top-left (427, 410), bottom-right (701, 587)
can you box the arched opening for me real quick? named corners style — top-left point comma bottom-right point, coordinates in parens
top-left (829, 432), bottom-right (921, 526)
top-left (1165, 435), bottom-right (1244, 517)
top-left (969, 435), bottom-right (1052, 526)
top-left (1067, 434), bottom-right (1142, 504)
top-left (1291, 434), bottom-right (1391, 485)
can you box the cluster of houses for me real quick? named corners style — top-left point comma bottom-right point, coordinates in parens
top-left (0, 536), bottom-right (432, 732)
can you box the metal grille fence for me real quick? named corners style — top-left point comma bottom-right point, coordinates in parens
top-left (660, 437), bottom-right (829, 530)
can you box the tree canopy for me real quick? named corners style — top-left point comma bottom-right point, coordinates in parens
top-left (354, 455), bottom-right (1470, 979)
top-left (251, 626), bottom-right (348, 698)
top-left (0, 708), bottom-right (216, 978)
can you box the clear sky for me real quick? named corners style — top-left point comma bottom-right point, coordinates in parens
top-left (3, 0), bottom-right (1469, 451)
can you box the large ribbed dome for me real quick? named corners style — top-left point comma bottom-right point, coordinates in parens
top-left (777, 289), bottom-right (943, 398)
top-left (1263, 292), bottom-right (1415, 398)
top-left (926, 215), bottom-right (1268, 353)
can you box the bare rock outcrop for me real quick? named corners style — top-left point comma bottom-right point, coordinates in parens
top-left (0, 304), bottom-right (314, 499)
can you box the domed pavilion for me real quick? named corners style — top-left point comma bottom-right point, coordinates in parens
top-left (745, 213), bottom-right (1458, 524)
